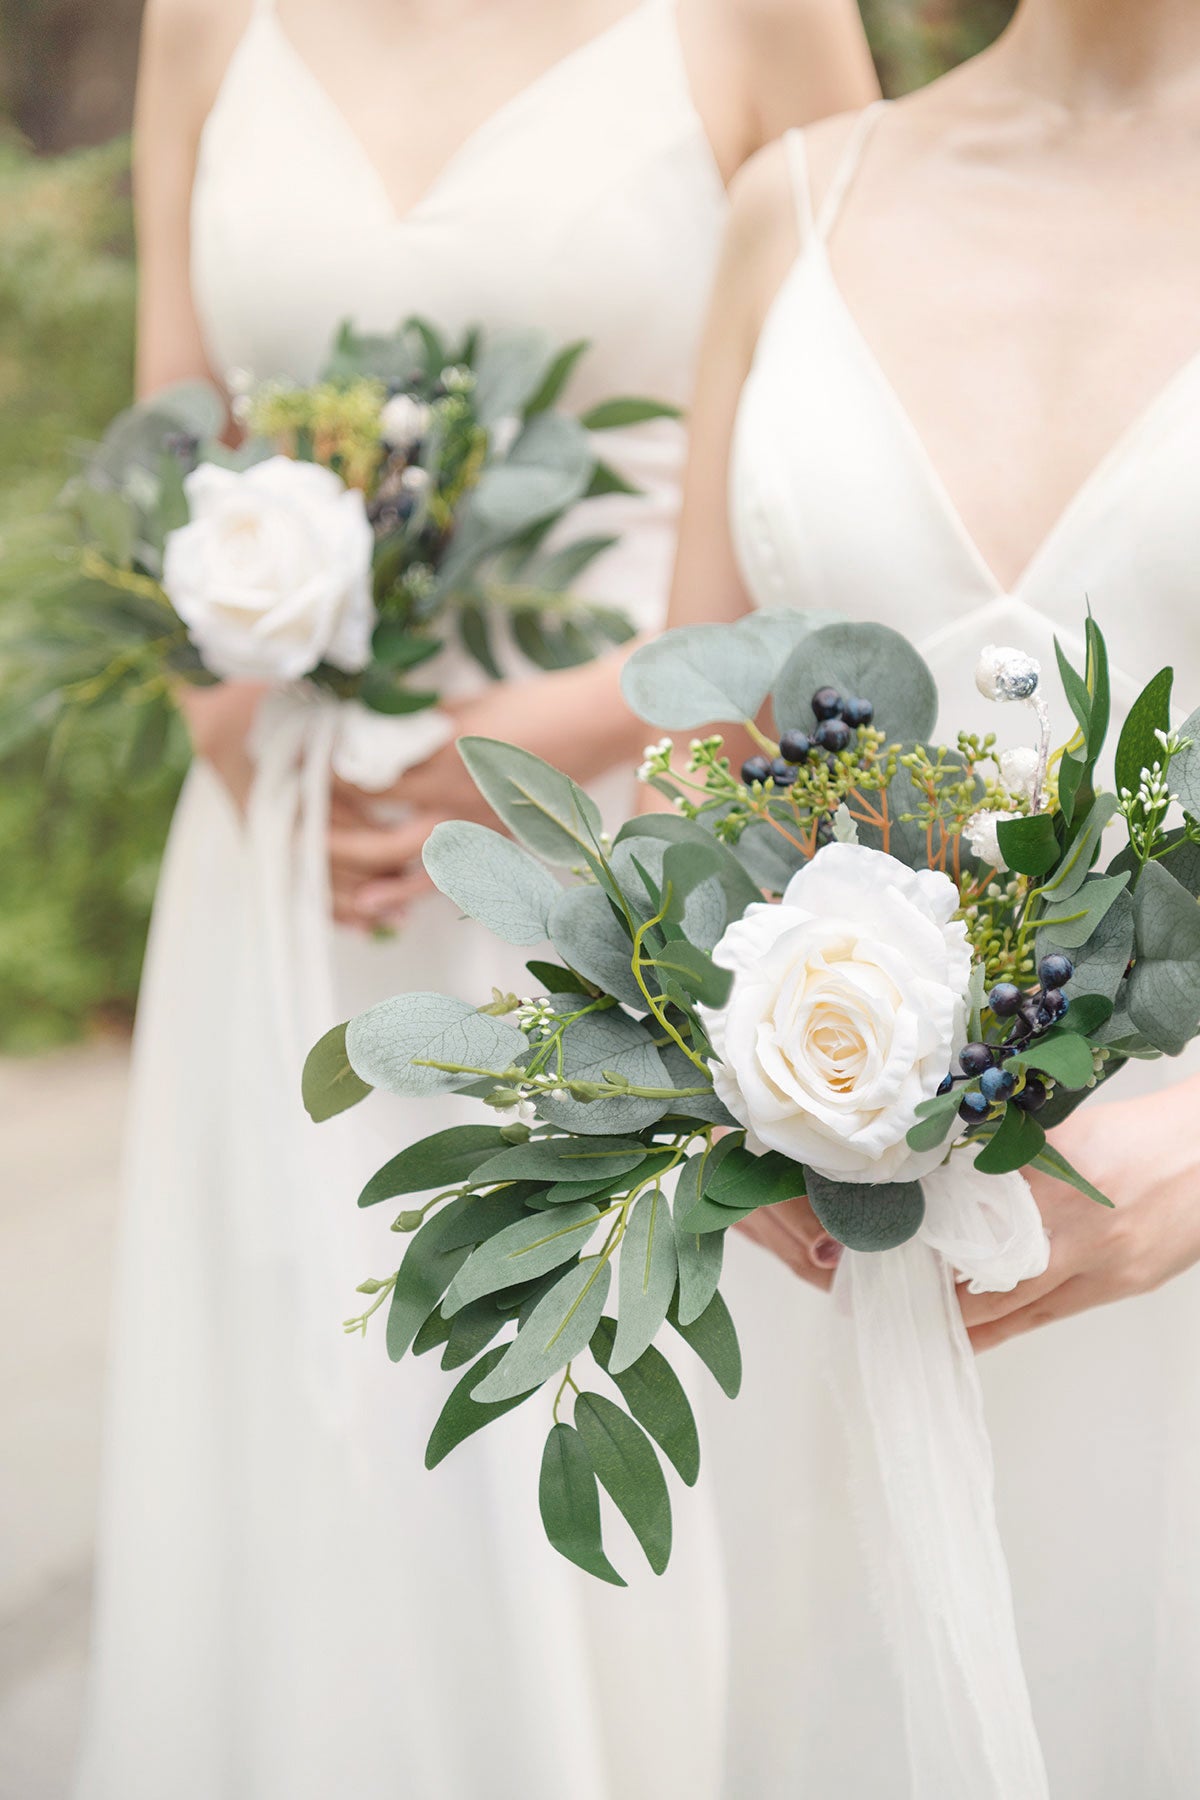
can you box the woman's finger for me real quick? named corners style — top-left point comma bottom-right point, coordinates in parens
top-left (353, 870), bottom-right (434, 922)
top-left (327, 816), bottom-right (436, 876)
top-left (966, 1272), bottom-right (1102, 1352)
top-left (736, 1195), bottom-right (840, 1288)
top-left (957, 1241), bottom-right (1073, 1330)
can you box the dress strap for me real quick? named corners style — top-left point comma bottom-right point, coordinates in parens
top-left (815, 99), bottom-right (888, 242)
top-left (782, 129), bottom-right (816, 248)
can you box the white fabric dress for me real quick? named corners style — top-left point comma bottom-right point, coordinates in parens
top-left (718, 106), bottom-right (1200, 1798)
top-left (76, 7), bottom-right (738, 1797)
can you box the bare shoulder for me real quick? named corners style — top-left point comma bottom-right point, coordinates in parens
top-left (723, 137), bottom-right (802, 325)
top-left (137, 0), bottom-right (249, 127)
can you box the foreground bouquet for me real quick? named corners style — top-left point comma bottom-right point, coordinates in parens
top-left (0, 317), bottom-right (671, 777)
top-left (304, 610), bottom-right (1200, 1585)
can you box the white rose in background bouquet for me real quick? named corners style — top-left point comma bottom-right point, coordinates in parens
top-left (163, 458), bottom-right (374, 682)
top-left (0, 316), bottom-right (676, 785)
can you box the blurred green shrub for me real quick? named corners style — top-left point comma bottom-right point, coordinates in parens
top-left (0, 132), bottom-right (184, 1051)
top-left (863, 0), bottom-right (1016, 94)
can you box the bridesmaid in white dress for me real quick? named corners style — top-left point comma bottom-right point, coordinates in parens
top-left (669, 0), bottom-right (1200, 1792)
top-left (77, 3), bottom-right (877, 1796)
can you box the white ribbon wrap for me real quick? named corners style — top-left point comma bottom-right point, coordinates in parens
top-left (830, 1150), bottom-right (1051, 1798)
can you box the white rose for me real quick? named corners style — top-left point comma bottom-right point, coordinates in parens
top-left (701, 843), bottom-right (971, 1185)
top-left (163, 456), bottom-right (375, 682)
top-left (963, 808), bottom-right (1021, 872)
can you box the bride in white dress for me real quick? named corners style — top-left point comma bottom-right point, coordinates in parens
top-left (76, 2), bottom-right (878, 1795)
top-left (670, 0), bottom-right (1200, 1792)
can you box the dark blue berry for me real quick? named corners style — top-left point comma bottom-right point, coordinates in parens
top-left (959, 1091), bottom-right (990, 1123)
top-left (741, 755), bottom-right (772, 786)
top-left (1039, 988), bottom-right (1070, 1023)
top-left (770, 758), bottom-right (798, 788)
top-left (840, 696), bottom-right (874, 728)
top-left (812, 687), bottom-right (843, 720)
top-left (980, 1065), bottom-right (1016, 1103)
top-left (1019, 996), bottom-right (1047, 1035)
top-left (959, 1042), bottom-right (996, 1077)
top-left (1038, 954), bottom-right (1074, 991)
top-left (814, 717), bottom-right (852, 754)
top-left (1013, 1075), bottom-right (1049, 1113)
top-left (988, 982), bottom-right (1023, 1018)
top-left (778, 729), bottom-right (812, 763)
top-left (937, 1073), bottom-right (955, 1096)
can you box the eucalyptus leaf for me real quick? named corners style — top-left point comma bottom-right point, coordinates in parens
top-left (613, 814), bottom-right (764, 920)
top-left (672, 1162), bottom-right (725, 1325)
top-left (772, 620), bottom-right (937, 744)
top-left (905, 1089), bottom-right (961, 1153)
top-left (574, 1392), bottom-right (672, 1575)
top-left (806, 1170), bottom-right (926, 1251)
top-left (704, 1146), bottom-right (805, 1212)
top-left (302, 1021), bottom-right (373, 1122)
top-left (1034, 871), bottom-right (1129, 949)
top-left (346, 993), bottom-right (527, 1098)
top-left (996, 812), bottom-right (1061, 879)
top-left (523, 338), bottom-right (589, 416)
top-left (535, 1010), bottom-right (672, 1136)
top-left (1127, 860), bottom-right (1200, 1054)
top-left (423, 821), bottom-right (560, 944)
top-left (472, 1257), bottom-right (613, 1402)
top-left (444, 1203), bottom-right (604, 1314)
top-left (591, 1317), bottom-right (700, 1485)
top-left (357, 1124), bottom-right (510, 1207)
top-left (1037, 888), bottom-right (1133, 1005)
top-left (386, 1196), bottom-right (478, 1363)
top-left (1039, 795), bottom-right (1118, 901)
top-left (621, 611), bottom-right (821, 729)
top-left (610, 1189), bottom-right (678, 1373)
top-left (441, 1296), bottom-right (507, 1369)
top-left (470, 328), bottom-right (554, 426)
top-left (1032, 1144), bottom-right (1114, 1209)
top-left (538, 1423), bottom-right (626, 1585)
top-left (425, 1345), bottom-right (539, 1469)
top-left (457, 737), bottom-right (603, 864)
top-left (1170, 706), bottom-right (1200, 817)
top-left (668, 1289), bottom-right (741, 1397)
top-left (548, 885), bottom-right (645, 1010)
top-left (471, 1136), bottom-right (647, 1184)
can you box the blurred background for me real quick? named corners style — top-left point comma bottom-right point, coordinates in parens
top-left (0, 1), bottom-right (1014, 1793)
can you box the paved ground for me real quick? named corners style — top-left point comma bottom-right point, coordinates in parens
top-left (0, 1043), bottom-right (128, 1800)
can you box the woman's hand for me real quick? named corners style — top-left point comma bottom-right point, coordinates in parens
top-left (736, 1193), bottom-right (844, 1292)
top-left (328, 648), bottom-right (647, 929)
top-left (960, 1079), bottom-right (1200, 1352)
top-left (176, 680), bottom-right (266, 813)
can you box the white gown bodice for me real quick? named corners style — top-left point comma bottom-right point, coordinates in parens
top-left (192, 0), bottom-right (727, 639)
top-left (730, 106), bottom-right (1200, 746)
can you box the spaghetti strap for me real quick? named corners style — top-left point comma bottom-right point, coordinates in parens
top-left (816, 99), bottom-right (887, 242)
top-left (782, 129), bottom-right (815, 249)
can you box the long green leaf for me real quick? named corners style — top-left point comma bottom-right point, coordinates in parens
top-left (610, 1189), bottom-right (678, 1373)
top-left (444, 1202), bottom-right (604, 1314)
top-left (574, 1392), bottom-right (672, 1575)
top-left (357, 1125), bottom-right (509, 1207)
top-left (425, 1344), bottom-right (539, 1469)
top-left (302, 1021), bottom-right (373, 1122)
top-left (591, 1317), bottom-right (700, 1485)
top-left (472, 1257), bottom-right (613, 1402)
top-left (668, 1289), bottom-right (741, 1397)
top-left (538, 1423), bottom-right (626, 1585)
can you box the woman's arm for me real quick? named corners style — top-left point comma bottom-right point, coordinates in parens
top-left (135, 0), bottom-right (264, 810)
top-left (679, 0), bottom-right (880, 184)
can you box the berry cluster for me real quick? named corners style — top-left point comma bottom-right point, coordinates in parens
top-left (741, 687), bottom-right (875, 791)
top-left (944, 953), bottom-right (1075, 1123)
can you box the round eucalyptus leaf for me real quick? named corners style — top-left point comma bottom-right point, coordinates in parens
top-left (806, 1171), bottom-right (926, 1252)
top-left (773, 621), bottom-right (938, 745)
top-left (423, 820), bottom-right (559, 945)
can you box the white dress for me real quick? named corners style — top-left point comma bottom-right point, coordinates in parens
top-left (76, 6), bottom-right (738, 1797)
top-left (720, 107), bottom-right (1200, 1797)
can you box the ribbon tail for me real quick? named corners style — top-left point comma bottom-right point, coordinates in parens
top-left (831, 1240), bottom-right (1049, 1799)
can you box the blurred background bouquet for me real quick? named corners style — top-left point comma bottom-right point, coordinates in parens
top-left (0, 0), bottom-right (1015, 1053)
